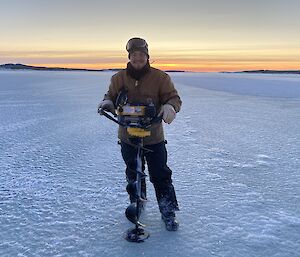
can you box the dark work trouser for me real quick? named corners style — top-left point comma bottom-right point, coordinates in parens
top-left (120, 140), bottom-right (179, 216)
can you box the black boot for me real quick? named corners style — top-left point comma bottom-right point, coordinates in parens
top-left (158, 195), bottom-right (179, 231)
top-left (161, 212), bottom-right (179, 231)
top-left (155, 183), bottom-right (179, 231)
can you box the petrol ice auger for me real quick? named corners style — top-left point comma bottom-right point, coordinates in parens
top-left (98, 91), bottom-right (161, 243)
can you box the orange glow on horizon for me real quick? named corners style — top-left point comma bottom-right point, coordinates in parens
top-left (2, 46), bottom-right (297, 72)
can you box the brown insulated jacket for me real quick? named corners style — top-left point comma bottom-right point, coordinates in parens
top-left (103, 67), bottom-right (182, 145)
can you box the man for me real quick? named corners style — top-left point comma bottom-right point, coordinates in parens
top-left (98, 37), bottom-right (182, 231)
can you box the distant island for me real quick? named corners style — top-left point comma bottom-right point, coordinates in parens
top-left (0, 63), bottom-right (122, 72)
top-left (223, 69), bottom-right (300, 74)
top-left (0, 63), bottom-right (186, 73)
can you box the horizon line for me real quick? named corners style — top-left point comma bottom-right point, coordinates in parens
top-left (1, 63), bottom-right (300, 74)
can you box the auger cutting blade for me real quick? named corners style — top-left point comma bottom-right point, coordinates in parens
top-left (125, 227), bottom-right (150, 243)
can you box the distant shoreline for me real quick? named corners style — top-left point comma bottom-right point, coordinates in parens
top-left (0, 63), bottom-right (186, 73)
top-left (1, 64), bottom-right (299, 74)
top-left (222, 69), bottom-right (300, 74)
top-left (0, 63), bottom-right (120, 72)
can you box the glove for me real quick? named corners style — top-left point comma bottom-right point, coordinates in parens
top-left (158, 104), bottom-right (176, 124)
top-left (97, 99), bottom-right (115, 114)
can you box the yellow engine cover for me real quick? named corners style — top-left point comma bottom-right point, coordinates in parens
top-left (127, 127), bottom-right (151, 137)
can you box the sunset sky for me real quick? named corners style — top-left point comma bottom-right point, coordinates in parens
top-left (1, 0), bottom-right (300, 72)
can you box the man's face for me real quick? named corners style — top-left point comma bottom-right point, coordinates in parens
top-left (129, 51), bottom-right (148, 70)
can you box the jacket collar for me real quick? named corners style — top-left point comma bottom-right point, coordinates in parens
top-left (126, 61), bottom-right (150, 81)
